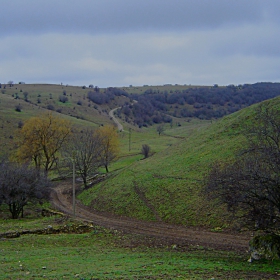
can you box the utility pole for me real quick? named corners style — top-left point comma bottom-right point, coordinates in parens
top-left (63, 154), bottom-right (76, 218)
top-left (129, 128), bottom-right (131, 152)
top-left (72, 159), bottom-right (76, 218)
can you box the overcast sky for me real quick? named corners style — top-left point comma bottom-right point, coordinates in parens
top-left (1, 0), bottom-right (280, 87)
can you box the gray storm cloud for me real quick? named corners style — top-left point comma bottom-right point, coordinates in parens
top-left (0, 0), bottom-right (274, 35)
top-left (0, 0), bottom-right (279, 86)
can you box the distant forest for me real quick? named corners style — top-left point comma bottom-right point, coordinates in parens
top-left (87, 83), bottom-right (280, 127)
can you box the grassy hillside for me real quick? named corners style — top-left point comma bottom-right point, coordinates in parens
top-left (2, 83), bottom-right (280, 228)
top-left (0, 83), bottom-right (206, 157)
top-left (1, 82), bottom-right (279, 157)
top-left (79, 97), bottom-right (280, 228)
top-left (0, 83), bottom-right (130, 123)
top-left (0, 84), bottom-right (129, 156)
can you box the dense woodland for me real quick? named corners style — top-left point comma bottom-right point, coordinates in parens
top-left (113, 83), bottom-right (280, 127)
top-left (2, 82), bottom-right (280, 129)
top-left (87, 86), bottom-right (128, 105)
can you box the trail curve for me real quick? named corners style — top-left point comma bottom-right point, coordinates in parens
top-left (51, 182), bottom-right (251, 252)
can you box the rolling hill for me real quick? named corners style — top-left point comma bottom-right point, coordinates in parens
top-left (0, 83), bottom-right (130, 156)
top-left (1, 82), bottom-right (280, 157)
top-left (1, 82), bottom-right (280, 229)
top-left (78, 96), bottom-right (280, 228)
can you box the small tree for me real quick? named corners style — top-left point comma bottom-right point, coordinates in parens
top-left (23, 91), bottom-right (29, 101)
top-left (97, 125), bottom-right (119, 173)
top-left (157, 125), bottom-right (165, 136)
top-left (18, 120), bottom-right (24, 128)
top-left (7, 81), bottom-right (13, 87)
top-left (16, 113), bottom-right (71, 175)
top-left (141, 144), bottom-right (151, 159)
top-left (63, 129), bottom-right (103, 188)
top-left (59, 95), bottom-right (68, 103)
top-left (15, 104), bottom-right (22, 112)
top-left (0, 161), bottom-right (51, 219)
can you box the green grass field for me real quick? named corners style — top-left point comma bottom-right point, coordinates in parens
top-left (1, 218), bottom-right (279, 280)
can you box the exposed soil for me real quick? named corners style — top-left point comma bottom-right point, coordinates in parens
top-left (50, 181), bottom-right (251, 252)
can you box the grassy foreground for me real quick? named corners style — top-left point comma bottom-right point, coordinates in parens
top-left (1, 219), bottom-right (279, 280)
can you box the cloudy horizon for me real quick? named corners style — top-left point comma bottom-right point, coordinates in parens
top-left (1, 0), bottom-right (280, 87)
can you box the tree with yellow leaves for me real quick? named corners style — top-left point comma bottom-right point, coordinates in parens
top-left (97, 125), bottom-right (120, 173)
top-left (16, 113), bottom-right (71, 174)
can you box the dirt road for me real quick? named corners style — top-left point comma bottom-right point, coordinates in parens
top-left (51, 182), bottom-right (251, 252)
top-left (109, 107), bottom-right (123, 131)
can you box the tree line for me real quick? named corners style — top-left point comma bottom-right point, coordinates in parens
top-left (116, 83), bottom-right (280, 127)
top-left (87, 87), bottom-right (128, 105)
top-left (0, 113), bottom-right (119, 219)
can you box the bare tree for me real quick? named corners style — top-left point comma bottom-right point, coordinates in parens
top-left (23, 91), bottom-right (29, 101)
top-left (7, 81), bottom-right (13, 87)
top-left (205, 103), bottom-right (280, 232)
top-left (157, 125), bottom-right (165, 136)
top-left (141, 144), bottom-right (151, 159)
top-left (0, 161), bottom-right (51, 219)
top-left (18, 120), bottom-right (24, 128)
top-left (63, 129), bottom-right (103, 188)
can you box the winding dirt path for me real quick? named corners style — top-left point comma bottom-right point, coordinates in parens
top-left (109, 107), bottom-right (123, 131)
top-left (51, 182), bottom-right (251, 252)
